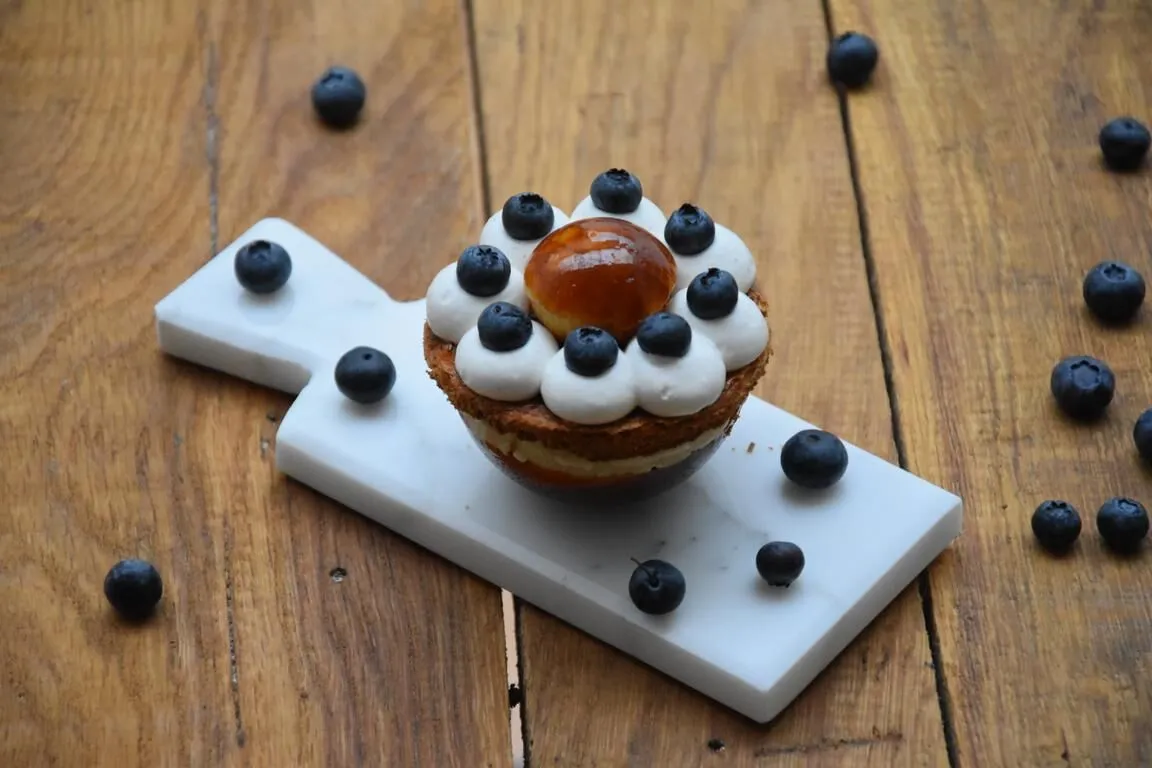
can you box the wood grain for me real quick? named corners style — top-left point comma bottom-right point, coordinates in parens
top-left (472, 1), bottom-right (947, 764)
top-left (0, 0), bottom-right (234, 764)
top-left (830, 0), bottom-right (1152, 764)
top-left (206, 0), bottom-right (510, 764)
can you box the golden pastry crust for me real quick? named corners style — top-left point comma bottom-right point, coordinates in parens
top-left (424, 290), bottom-right (772, 462)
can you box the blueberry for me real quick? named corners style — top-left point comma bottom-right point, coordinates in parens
top-left (635, 312), bottom-right (692, 357)
top-left (1096, 497), bottom-right (1149, 554)
top-left (1098, 117), bottom-right (1151, 172)
top-left (826, 32), bottom-right (879, 89)
top-left (311, 66), bottom-right (366, 129)
top-left (1083, 260), bottom-right (1145, 324)
top-left (1050, 355), bottom-right (1115, 421)
top-left (590, 168), bottom-right (643, 214)
top-left (501, 193), bottom-right (555, 241)
top-left (1134, 407), bottom-right (1152, 462)
top-left (456, 245), bottom-right (511, 298)
top-left (1030, 500), bottom-right (1082, 554)
top-left (234, 240), bottom-right (292, 294)
top-left (564, 327), bottom-right (619, 377)
top-left (664, 203), bottom-right (716, 255)
top-left (628, 559), bottom-right (686, 615)
top-left (104, 559), bottom-right (163, 621)
top-left (687, 268), bottom-right (740, 320)
top-left (755, 541), bottom-right (805, 587)
top-left (780, 429), bottom-right (849, 489)
top-left (335, 346), bottom-right (396, 404)
top-left (477, 301), bottom-right (533, 352)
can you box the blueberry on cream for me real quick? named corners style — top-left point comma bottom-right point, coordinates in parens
top-left (570, 168), bottom-right (667, 237)
top-left (480, 193), bottom-right (569, 271)
top-left (664, 203), bottom-right (716, 256)
top-left (627, 312), bottom-right (726, 417)
top-left (541, 327), bottom-right (637, 425)
top-left (457, 245), bottom-right (511, 297)
top-left (669, 269), bottom-right (769, 371)
top-left (426, 246), bottom-right (527, 343)
top-left (671, 222), bottom-right (756, 293)
top-left (455, 302), bottom-right (558, 402)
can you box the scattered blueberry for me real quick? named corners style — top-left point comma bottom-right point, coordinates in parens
top-left (456, 245), bottom-right (512, 298)
top-left (563, 327), bottom-right (619, 377)
top-left (635, 312), bottom-right (692, 358)
top-left (590, 168), bottom-right (643, 214)
top-left (1049, 355), bottom-right (1115, 421)
top-left (1030, 500), bottom-right (1082, 554)
top-left (628, 559), bottom-right (686, 615)
top-left (1082, 260), bottom-right (1145, 324)
top-left (234, 240), bottom-right (292, 294)
top-left (755, 542), bottom-right (805, 587)
top-left (686, 268), bottom-right (740, 320)
top-left (664, 203), bottom-right (716, 255)
top-left (1096, 497), bottom-right (1149, 554)
top-left (501, 193), bottom-right (555, 241)
top-left (334, 346), bottom-right (396, 404)
top-left (104, 559), bottom-right (163, 621)
top-left (780, 429), bottom-right (849, 489)
top-left (311, 66), bottom-right (366, 129)
top-left (826, 32), bottom-right (879, 89)
top-left (1098, 117), bottom-right (1151, 172)
top-left (477, 302), bottom-right (533, 352)
top-left (1134, 408), bottom-right (1152, 463)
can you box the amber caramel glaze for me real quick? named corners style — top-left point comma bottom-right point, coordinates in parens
top-left (523, 217), bottom-right (677, 344)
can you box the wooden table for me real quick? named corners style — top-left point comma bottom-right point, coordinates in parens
top-left (4, 0), bottom-right (1151, 765)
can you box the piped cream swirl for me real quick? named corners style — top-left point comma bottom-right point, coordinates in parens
top-left (540, 350), bottom-right (638, 425)
top-left (454, 320), bottom-right (558, 402)
top-left (671, 223), bottom-right (756, 292)
top-left (668, 288), bottom-right (769, 371)
top-left (570, 195), bottom-right (667, 239)
top-left (425, 263), bottom-right (527, 344)
top-left (479, 206), bottom-right (570, 271)
top-left (626, 334), bottom-right (727, 418)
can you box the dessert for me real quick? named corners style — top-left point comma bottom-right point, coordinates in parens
top-left (311, 66), bottom-right (366, 129)
top-left (235, 240), bottom-right (292, 294)
top-left (628, 559), bottom-right (686, 615)
top-left (422, 169), bottom-right (771, 502)
top-left (755, 542), bottom-right (805, 587)
top-left (1082, 260), bottom-right (1145, 324)
top-left (1050, 355), bottom-right (1115, 421)
top-left (780, 429), bottom-right (849, 489)
top-left (826, 32), bottom-right (879, 89)
top-left (334, 346), bottom-right (396, 404)
top-left (1030, 500), bottom-right (1082, 554)
top-left (1098, 117), bottom-right (1150, 172)
top-left (1096, 497), bottom-right (1149, 554)
top-left (104, 559), bottom-right (163, 621)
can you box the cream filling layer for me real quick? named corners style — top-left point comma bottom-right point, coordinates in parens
top-left (461, 413), bottom-right (726, 478)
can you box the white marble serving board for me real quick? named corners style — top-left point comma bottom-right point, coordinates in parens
top-left (153, 218), bottom-right (963, 724)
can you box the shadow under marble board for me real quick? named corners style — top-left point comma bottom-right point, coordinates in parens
top-left (153, 218), bottom-right (963, 724)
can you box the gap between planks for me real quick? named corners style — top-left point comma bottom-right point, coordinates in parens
top-left (820, 1), bottom-right (960, 766)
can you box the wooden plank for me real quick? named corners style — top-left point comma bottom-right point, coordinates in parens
top-left (472, 1), bottom-right (947, 764)
top-left (0, 1), bottom-right (237, 765)
top-left (206, 0), bottom-right (511, 765)
top-left (829, 0), bottom-right (1152, 764)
